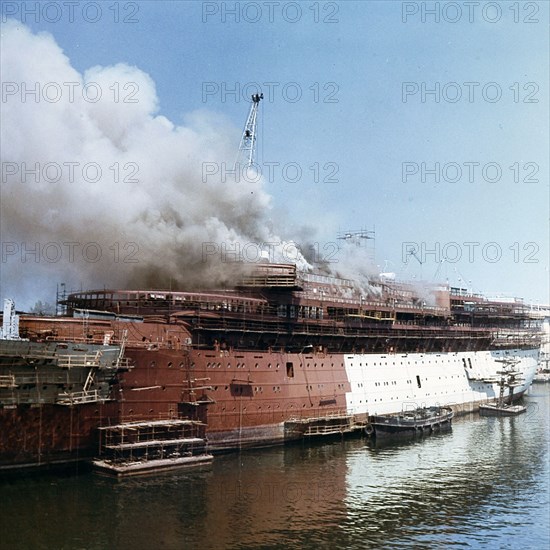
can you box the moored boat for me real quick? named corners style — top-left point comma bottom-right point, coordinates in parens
top-left (533, 355), bottom-right (550, 383)
top-left (368, 406), bottom-right (454, 438)
top-left (533, 369), bottom-right (550, 383)
top-left (479, 403), bottom-right (526, 416)
top-left (479, 358), bottom-right (527, 416)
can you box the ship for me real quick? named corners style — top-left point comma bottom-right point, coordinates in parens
top-left (62, 265), bottom-right (541, 450)
top-left (0, 96), bottom-right (543, 471)
top-left (0, 261), bottom-right (542, 471)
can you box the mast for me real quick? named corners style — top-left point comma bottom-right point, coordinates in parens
top-left (235, 93), bottom-right (263, 170)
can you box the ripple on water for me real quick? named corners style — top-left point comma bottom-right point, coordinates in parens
top-left (1, 389), bottom-right (548, 549)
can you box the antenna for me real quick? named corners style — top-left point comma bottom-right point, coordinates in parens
top-left (337, 229), bottom-right (375, 245)
top-left (337, 228), bottom-right (376, 262)
top-left (408, 250), bottom-right (423, 265)
top-left (235, 93), bottom-right (263, 171)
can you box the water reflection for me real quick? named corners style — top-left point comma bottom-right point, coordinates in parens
top-left (0, 388), bottom-right (548, 549)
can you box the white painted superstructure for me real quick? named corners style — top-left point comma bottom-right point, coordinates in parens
top-left (344, 349), bottom-right (538, 416)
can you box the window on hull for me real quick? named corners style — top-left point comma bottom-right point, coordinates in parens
top-left (286, 362), bottom-right (294, 378)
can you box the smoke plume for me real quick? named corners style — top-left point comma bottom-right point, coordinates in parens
top-left (0, 21), bottom-right (311, 308)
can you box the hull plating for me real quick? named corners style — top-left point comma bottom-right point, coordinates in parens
top-left (0, 332), bottom-right (538, 469)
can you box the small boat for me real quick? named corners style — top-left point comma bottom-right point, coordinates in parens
top-left (479, 357), bottom-right (526, 416)
top-left (533, 355), bottom-right (550, 383)
top-left (479, 403), bottom-right (526, 416)
top-left (533, 369), bottom-right (550, 383)
top-left (368, 406), bottom-right (454, 438)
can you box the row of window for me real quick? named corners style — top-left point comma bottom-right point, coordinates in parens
top-left (276, 305), bottom-right (324, 319)
top-left (349, 357), bottom-right (476, 367)
top-left (204, 361), bottom-right (344, 370)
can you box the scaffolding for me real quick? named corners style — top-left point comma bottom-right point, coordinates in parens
top-left (94, 419), bottom-right (212, 476)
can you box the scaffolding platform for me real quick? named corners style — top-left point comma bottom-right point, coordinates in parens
top-left (285, 414), bottom-right (365, 438)
top-left (93, 419), bottom-right (211, 477)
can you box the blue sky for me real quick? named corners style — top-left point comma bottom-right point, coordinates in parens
top-left (1, 1), bottom-right (549, 305)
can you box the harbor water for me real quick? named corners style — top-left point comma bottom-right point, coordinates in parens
top-left (1, 386), bottom-right (549, 550)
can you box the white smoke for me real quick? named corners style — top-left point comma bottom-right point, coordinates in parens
top-left (326, 243), bottom-right (383, 298)
top-left (0, 21), bottom-right (311, 308)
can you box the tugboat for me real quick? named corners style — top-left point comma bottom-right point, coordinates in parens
top-left (479, 358), bottom-right (526, 416)
top-left (368, 405), bottom-right (454, 439)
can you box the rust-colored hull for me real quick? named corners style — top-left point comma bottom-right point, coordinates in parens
top-left (0, 402), bottom-right (116, 472)
top-left (0, 290), bottom-right (540, 472)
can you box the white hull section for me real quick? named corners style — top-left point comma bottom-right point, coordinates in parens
top-left (343, 348), bottom-right (538, 416)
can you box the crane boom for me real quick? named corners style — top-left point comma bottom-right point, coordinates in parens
top-left (235, 93), bottom-right (263, 170)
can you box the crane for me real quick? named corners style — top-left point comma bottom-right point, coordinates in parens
top-left (235, 93), bottom-right (263, 171)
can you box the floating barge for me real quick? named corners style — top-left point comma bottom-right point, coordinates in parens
top-left (93, 419), bottom-right (212, 477)
top-left (368, 406), bottom-right (454, 438)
